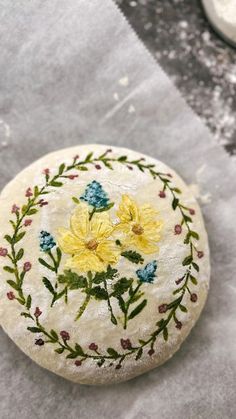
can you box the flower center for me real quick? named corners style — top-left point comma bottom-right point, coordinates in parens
top-left (132, 224), bottom-right (144, 235)
top-left (86, 239), bottom-right (98, 251)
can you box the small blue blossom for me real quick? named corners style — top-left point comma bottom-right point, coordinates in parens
top-left (80, 180), bottom-right (109, 209)
top-left (39, 231), bottom-right (56, 252)
top-left (136, 261), bottom-right (157, 283)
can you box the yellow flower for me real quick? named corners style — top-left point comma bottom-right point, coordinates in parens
top-left (115, 195), bottom-right (162, 254)
top-left (57, 203), bottom-right (120, 272)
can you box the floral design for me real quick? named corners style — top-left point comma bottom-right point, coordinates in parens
top-left (115, 195), bottom-right (162, 254)
top-left (80, 180), bottom-right (110, 209)
top-left (57, 203), bottom-right (120, 272)
top-left (39, 231), bottom-right (56, 252)
top-left (1, 149), bottom-right (203, 370)
top-left (136, 261), bottom-right (157, 283)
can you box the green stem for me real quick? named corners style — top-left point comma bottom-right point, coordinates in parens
top-left (124, 282), bottom-right (142, 329)
top-left (75, 273), bottom-right (93, 321)
top-left (103, 280), bottom-right (117, 325)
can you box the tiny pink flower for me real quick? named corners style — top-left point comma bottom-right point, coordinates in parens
top-left (7, 291), bottom-right (15, 300)
top-left (167, 173), bottom-right (172, 178)
top-left (12, 204), bottom-right (20, 214)
top-left (60, 330), bottom-right (70, 341)
top-left (127, 165), bottom-right (133, 170)
top-left (23, 261), bottom-right (32, 272)
top-left (189, 208), bottom-right (195, 215)
top-left (75, 360), bottom-right (82, 366)
top-left (115, 364), bottom-right (122, 370)
top-left (89, 342), bottom-right (98, 351)
top-left (95, 164), bottom-right (101, 170)
top-left (148, 349), bottom-right (155, 356)
top-left (73, 154), bottom-right (79, 161)
top-left (120, 338), bottom-right (132, 350)
top-left (43, 168), bottom-right (50, 175)
top-left (34, 307), bottom-right (42, 318)
top-left (35, 338), bottom-right (44, 346)
top-left (158, 304), bottom-right (168, 313)
top-left (25, 187), bottom-right (33, 197)
top-left (190, 293), bottom-right (198, 303)
top-left (159, 191), bottom-right (166, 198)
top-left (24, 219), bottom-right (32, 227)
top-left (197, 251), bottom-right (204, 259)
top-left (174, 224), bottom-right (182, 235)
top-left (175, 276), bottom-right (184, 285)
top-left (175, 321), bottom-right (182, 330)
top-left (68, 174), bottom-right (79, 180)
top-left (0, 247), bottom-right (8, 257)
top-left (106, 149), bottom-right (112, 153)
top-left (39, 199), bottom-right (48, 207)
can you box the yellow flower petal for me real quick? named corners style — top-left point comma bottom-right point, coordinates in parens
top-left (90, 212), bottom-right (114, 240)
top-left (57, 227), bottom-right (85, 254)
top-left (117, 194), bottom-right (139, 223)
top-left (70, 202), bottom-right (89, 239)
top-left (130, 234), bottom-right (158, 254)
top-left (67, 250), bottom-right (106, 272)
top-left (96, 240), bottom-right (121, 264)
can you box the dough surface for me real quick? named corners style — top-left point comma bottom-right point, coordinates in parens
top-left (0, 145), bottom-right (210, 385)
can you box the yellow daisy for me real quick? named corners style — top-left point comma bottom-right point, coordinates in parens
top-left (57, 203), bottom-right (120, 272)
top-left (116, 194), bottom-right (162, 254)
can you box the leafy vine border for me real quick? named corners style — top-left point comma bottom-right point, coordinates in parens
top-left (1, 149), bottom-right (203, 369)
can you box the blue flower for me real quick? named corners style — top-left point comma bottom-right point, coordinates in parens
top-left (39, 231), bottom-right (56, 252)
top-left (136, 261), bottom-right (157, 283)
top-left (80, 180), bottom-right (109, 209)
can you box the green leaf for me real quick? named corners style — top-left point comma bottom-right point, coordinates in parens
top-left (117, 296), bottom-right (126, 313)
top-left (121, 250), bottom-right (144, 265)
top-left (89, 286), bottom-right (108, 300)
top-left (97, 359), bottom-right (105, 367)
top-left (27, 327), bottom-right (42, 333)
top-left (38, 258), bottom-right (55, 271)
top-left (163, 327), bottom-right (168, 341)
top-left (77, 166), bottom-right (88, 171)
top-left (173, 288), bottom-right (182, 295)
top-left (93, 265), bottom-right (118, 284)
top-left (183, 214), bottom-right (192, 223)
top-left (182, 255), bottom-right (193, 266)
top-left (112, 278), bottom-right (133, 297)
top-left (50, 329), bottom-right (58, 341)
top-left (190, 275), bottom-right (198, 285)
top-left (117, 156), bottom-right (127, 162)
top-left (107, 348), bottom-right (119, 358)
top-left (85, 152), bottom-right (93, 161)
top-left (172, 197), bottom-right (179, 210)
top-left (50, 181), bottom-right (63, 187)
top-left (95, 202), bottom-right (114, 213)
top-left (192, 262), bottom-right (199, 272)
top-left (42, 277), bottom-right (55, 295)
top-left (156, 319), bottom-right (166, 328)
top-left (34, 186), bottom-right (39, 197)
top-left (102, 160), bottom-right (113, 169)
top-left (172, 188), bottom-right (182, 194)
top-left (58, 270), bottom-right (87, 289)
top-left (14, 231), bottom-right (26, 243)
top-left (21, 312), bottom-right (33, 318)
top-left (6, 280), bottom-right (19, 290)
top-left (55, 347), bottom-right (64, 354)
top-left (3, 266), bottom-right (15, 273)
top-left (56, 247), bottom-right (62, 264)
top-left (72, 196), bottom-right (80, 204)
top-left (16, 248), bottom-right (24, 261)
top-left (75, 343), bottom-right (84, 356)
top-left (128, 299), bottom-right (147, 320)
top-left (135, 348), bottom-right (143, 360)
top-left (130, 292), bottom-right (143, 304)
top-left (26, 295), bottom-right (32, 310)
top-left (58, 163), bottom-right (65, 175)
top-left (4, 234), bottom-right (12, 244)
top-left (179, 304), bottom-right (187, 313)
top-left (190, 231), bottom-right (199, 240)
top-left (27, 208), bottom-right (38, 215)
top-left (66, 352), bottom-right (79, 359)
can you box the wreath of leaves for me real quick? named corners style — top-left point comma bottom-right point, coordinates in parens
top-left (2, 150), bottom-right (201, 369)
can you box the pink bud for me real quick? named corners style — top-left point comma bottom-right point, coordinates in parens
top-left (159, 191), bottom-right (166, 198)
top-left (174, 224), bottom-right (182, 235)
top-left (7, 291), bottom-right (15, 300)
top-left (0, 247), bottom-right (8, 257)
top-left (23, 261), bottom-right (32, 272)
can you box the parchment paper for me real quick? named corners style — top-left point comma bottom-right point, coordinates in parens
top-left (0, 1), bottom-right (235, 418)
